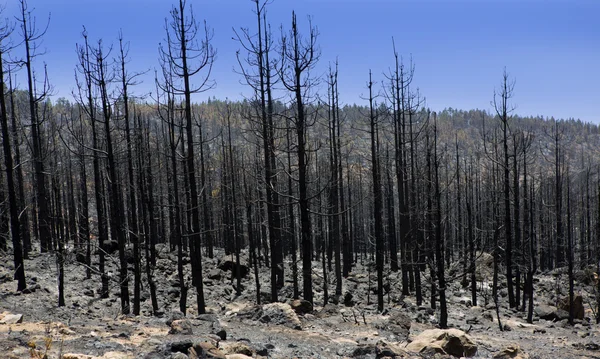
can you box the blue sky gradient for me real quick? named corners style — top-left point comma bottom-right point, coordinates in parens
top-left (3, 0), bottom-right (598, 122)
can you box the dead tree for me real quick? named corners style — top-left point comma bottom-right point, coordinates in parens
top-left (234, 0), bottom-right (283, 301)
top-left (18, 0), bottom-right (53, 253)
top-left (0, 18), bottom-right (26, 291)
top-left (279, 11), bottom-right (320, 305)
top-left (159, 0), bottom-right (216, 314)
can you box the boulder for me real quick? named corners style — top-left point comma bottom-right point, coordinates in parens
top-left (218, 259), bottom-right (250, 278)
top-left (259, 303), bottom-right (302, 330)
top-left (344, 291), bottom-right (355, 307)
top-left (75, 251), bottom-right (88, 264)
top-left (558, 294), bottom-right (585, 320)
top-left (0, 313), bottom-right (23, 324)
top-left (386, 310), bottom-right (411, 338)
top-left (375, 310), bottom-right (411, 339)
top-left (189, 341), bottom-right (226, 359)
top-left (222, 342), bottom-right (254, 356)
top-left (208, 269), bottom-right (222, 281)
top-left (347, 341), bottom-right (409, 358)
top-left (290, 299), bottom-right (313, 314)
top-left (406, 328), bottom-right (477, 357)
top-left (535, 304), bottom-right (569, 321)
top-left (169, 319), bottom-right (193, 335)
top-left (493, 344), bottom-right (529, 359)
top-left (102, 240), bottom-right (119, 254)
top-left (167, 311), bottom-right (186, 326)
top-left (170, 340), bottom-right (194, 353)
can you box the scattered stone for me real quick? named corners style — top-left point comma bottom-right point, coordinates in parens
top-left (492, 344), bottom-right (529, 359)
top-left (290, 299), bottom-right (313, 314)
top-left (169, 319), bottom-right (193, 335)
top-left (406, 328), bottom-right (477, 357)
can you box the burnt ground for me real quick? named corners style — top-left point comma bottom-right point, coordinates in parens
top-left (1, 245), bottom-right (600, 359)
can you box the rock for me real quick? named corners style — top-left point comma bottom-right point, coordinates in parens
top-left (290, 299), bottom-right (313, 314)
top-left (212, 325), bottom-right (227, 340)
top-left (167, 311), bottom-right (186, 326)
top-left (492, 344), bottom-right (529, 359)
top-left (376, 310), bottom-right (411, 339)
top-left (316, 303), bottom-right (339, 318)
top-left (144, 352), bottom-right (166, 359)
top-left (63, 354), bottom-right (92, 359)
top-left (225, 355), bottom-right (252, 359)
top-left (466, 316), bottom-right (480, 325)
top-left (406, 328), bottom-right (477, 357)
top-left (197, 313), bottom-right (219, 322)
top-left (218, 259), bottom-right (250, 278)
top-left (0, 313), bottom-right (23, 324)
top-left (222, 342), bottom-right (254, 356)
top-left (171, 354), bottom-right (189, 359)
top-left (98, 352), bottom-right (130, 359)
top-left (259, 303), bottom-right (302, 330)
top-left (558, 294), bottom-right (585, 320)
top-left (83, 289), bottom-right (94, 297)
top-left (75, 251), bottom-right (87, 264)
top-left (535, 304), bottom-right (569, 321)
top-left (344, 291), bottom-right (355, 307)
top-left (102, 240), bottom-right (119, 254)
top-left (189, 341), bottom-right (226, 359)
top-left (346, 341), bottom-right (408, 358)
top-left (585, 342), bottom-right (600, 351)
top-left (169, 319), bottom-right (193, 335)
top-left (170, 340), bottom-right (194, 353)
top-left (376, 341), bottom-right (410, 357)
top-left (208, 269), bottom-right (222, 281)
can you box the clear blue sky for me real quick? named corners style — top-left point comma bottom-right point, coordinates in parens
top-left (4, 0), bottom-right (599, 123)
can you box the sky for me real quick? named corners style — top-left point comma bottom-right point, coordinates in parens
top-left (3, 0), bottom-right (599, 123)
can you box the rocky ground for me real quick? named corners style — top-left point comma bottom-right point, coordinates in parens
top-left (1, 245), bottom-right (600, 359)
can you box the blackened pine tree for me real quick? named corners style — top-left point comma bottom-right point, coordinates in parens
top-left (159, 0), bottom-right (216, 314)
